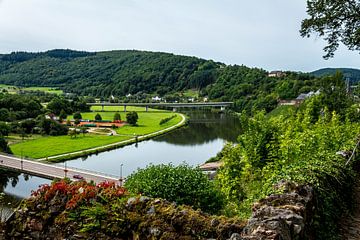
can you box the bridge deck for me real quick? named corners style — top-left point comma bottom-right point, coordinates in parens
top-left (0, 154), bottom-right (120, 184)
top-left (87, 102), bottom-right (233, 108)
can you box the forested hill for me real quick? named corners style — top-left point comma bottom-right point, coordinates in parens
top-left (311, 68), bottom-right (360, 83)
top-left (0, 49), bottom-right (219, 96)
top-left (0, 49), bottom-right (319, 113)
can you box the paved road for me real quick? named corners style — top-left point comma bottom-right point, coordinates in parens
top-left (0, 154), bottom-right (120, 184)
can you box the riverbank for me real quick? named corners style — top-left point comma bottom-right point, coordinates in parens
top-left (43, 113), bottom-right (187, 162)
top-left (9, 112), bottom-right (187, 162)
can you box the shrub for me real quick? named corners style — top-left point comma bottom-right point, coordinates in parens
top-left (159, 115), bottom-right (176, 125)
top-left (125, 164), bottom-right (224, 214)
top-left (73, 112), bottom-right (82, 120)
top-left (113, 112), bottom-right (121, 121)
top-left (126, 111), bottom-right (138, 126)
top-left (95, 113), bottom-right (102, 121)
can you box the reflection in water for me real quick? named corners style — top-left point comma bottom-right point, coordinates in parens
top-left (155, 111), bottom-right (241, 145)
top-left (0, 168), bottom-right (51, 211)
top-left (65, 111), bottom-right (241, 178)
top-left (0, 169), bottom-right (20, 193)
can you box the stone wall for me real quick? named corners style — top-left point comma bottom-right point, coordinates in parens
top-left (241, 181), bottom-right (315, 240)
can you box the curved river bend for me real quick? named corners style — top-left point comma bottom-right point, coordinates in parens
top-left (0, 111), bottom-right (241, 210)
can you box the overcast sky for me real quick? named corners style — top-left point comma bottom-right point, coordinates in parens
top-left (0, 0), bottom-right (358, 72)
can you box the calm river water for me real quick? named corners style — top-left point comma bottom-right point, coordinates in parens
top-left (0, 111), bottom-right (241, 211)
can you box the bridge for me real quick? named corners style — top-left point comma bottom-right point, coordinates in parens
top-left (0, 154), bottom-right (120, 185)
top-left (87, 102), bottom-right (233, 112)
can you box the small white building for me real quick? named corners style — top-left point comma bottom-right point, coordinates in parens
top-left (152, 96), bottom-right (162, 101)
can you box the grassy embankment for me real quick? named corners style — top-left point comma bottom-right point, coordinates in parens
top-left (9, 106), bottom-right (185, 161)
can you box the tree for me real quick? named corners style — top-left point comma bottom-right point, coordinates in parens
top-left (125, 164), bottom-right (224, 214)
top-left (126, 111), bottom-right (138, 125)
top-left (59, 109), bottom-right (67, 121)
top-left (113, 112), bottom-right (121, 121)
top-left (95, 113), bottom-right (102, 121)
top-left (0, 122), bottom-right (10, 136)
top-left (0, 136), bottom-right (12, 154)
top-left (300, 0), bottom-right (360, 59)
top-left (73, 112), bottom-right (82, 120)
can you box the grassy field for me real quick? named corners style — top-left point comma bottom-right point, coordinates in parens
top-left (90, 105), bottom-right (163, 112)
top-left (10, 134), bottom-right (131, 159)
top-left (10, 110), bottom-right (183, 159)
top-left (69, 111), bottom-right (182, 135)
top-left (0, 84), bottom-right (63, 95)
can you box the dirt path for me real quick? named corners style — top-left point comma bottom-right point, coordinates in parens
top-left (339, 180), bottom-right (360, 239)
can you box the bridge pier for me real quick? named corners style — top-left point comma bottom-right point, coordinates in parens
top-left (101, 105), bottom-right (104, 111)
top-left (124, 106), bottom-right (127, 112)
top-left (145, 106), bottom-right (148, 112)
top-left (173, 107), bottom-right (177, 112)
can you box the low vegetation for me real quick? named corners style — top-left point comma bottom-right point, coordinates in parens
top-left (159, 114), bottom-right (176, 125)
top-left (125, 164), bottom-right (224, 214)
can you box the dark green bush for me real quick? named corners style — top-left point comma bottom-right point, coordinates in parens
top-left (125, 164), bottom-right (224, 214)
top-left (159, 115), bottom-right (176, 125)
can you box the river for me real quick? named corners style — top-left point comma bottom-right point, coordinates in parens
top-left (0, 111), bottom-right (241, 213)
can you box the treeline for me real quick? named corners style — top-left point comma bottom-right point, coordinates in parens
top-left (203, 65), bottom-right (317, 113)
top-left (0, 49), bottom-right (323, 113)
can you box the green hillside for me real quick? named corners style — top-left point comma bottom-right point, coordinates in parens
top-left (311, 68), bottom-right (360, 83)
top-left (0, 49), bottom-right (219, 97)
top-left (0, 49), bottom-right (319, 113)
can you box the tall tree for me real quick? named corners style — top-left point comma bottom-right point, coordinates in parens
top-left (300, 0), bottom-right (360, 59)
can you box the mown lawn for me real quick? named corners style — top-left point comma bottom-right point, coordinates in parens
top-left (69, 111), bottom-right (183, 136)
top-left (10, 134), bottom-right (131, 159)
top-left (10, 111), bottom-right (183, 159)
top-left (90, 105), bottom-right (163, 112)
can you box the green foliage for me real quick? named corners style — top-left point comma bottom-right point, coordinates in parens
top-left (0, 50), bottom-right (219, 97)
top-left (125, 164), bottom-right (224, 214)
top-left (47, 97), bottom-right (90, 115)
top-left (94, 113), bottom-right (102, 121)
top-left (113, 112), bottom-right (121, 121)
top-left (0, 136), bottom-right (12, 154)
top-left (0, 93), bottom-right (43, 120)
top-left (217, 101), bottom-right (360, 237)
top-left (300, 0), bottom-right (360, 58)
top-left (73, 112), bottom-right (82, 120)
top-left (36, 115), bottom-right (69, 136)
top-left (0, 50), bottom-right (322, 114)
top-left (204, 65), bottom-right (317, 114)
top-left (125, 111), bottom-right (138, 126)
top-left (0, 122), bottom-right (10, 136)
top-left (159, 114), bottom-right (176, 125)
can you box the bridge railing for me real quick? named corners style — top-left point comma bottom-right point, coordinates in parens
top-left (0, 153), bottom-right (119, 180)
top-left (53, 163), bottom-right (119, 179)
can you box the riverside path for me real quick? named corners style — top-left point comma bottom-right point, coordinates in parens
top-left (0, 153), bottom-right (120, 184)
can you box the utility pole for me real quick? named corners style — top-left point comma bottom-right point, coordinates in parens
top-left (64, 161), bottom-right (68, 178)
top-left (119, 164), bottom-right (123, 186)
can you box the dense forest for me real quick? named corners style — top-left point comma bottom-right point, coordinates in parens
top-left (311, 68), bottom-right (360, 83)
top-left (0, 49), bottom-right (326, 113)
